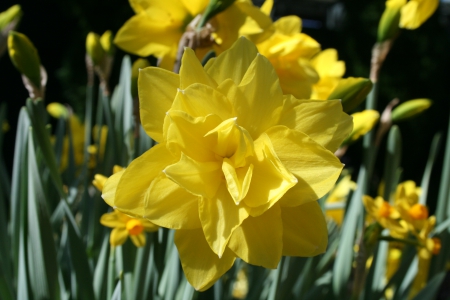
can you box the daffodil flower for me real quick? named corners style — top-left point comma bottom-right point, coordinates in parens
top-left (395, 181), bottom-right (428, 231)
top-left (114, 0), bottom-right (272, 70)
top-left (100, 210), bottom-right (158, 247)
top-left (103, 37), bottom-right (352, 290)
top-left (362, 195), bottom-right (408, 235)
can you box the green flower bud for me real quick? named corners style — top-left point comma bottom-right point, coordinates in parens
top-left (0, 5), bottom-right (22, 31)
top-left (8, 31), bottom-right (41, 88)
top-left (100, 30), bottom-right (114, 55)
top-left (327, 77), bottom-right (373, 113)
top-left (391, 99), bottom-right (432, 122)
top-left (47, 102), bottom-right (69, 119)
top-left (86, 32), bottom-right (105, 66)
top-left (131, 58), bottom-right (150, 98)
top-left (377, 0), bottom-right (405, 43)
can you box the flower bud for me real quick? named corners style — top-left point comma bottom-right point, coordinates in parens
top-left (131, 58), bottom-right (150, 98)
top-left (100, 30), bottom-right (114, 56)
top-left (343, 110), bottom-right (380, 145)
top-left (377, 0), bottom-right (405, 42)
top-left (391, 99), bottom-right (431, 122)
top-left (8, 31), bottom-right (41, 89)
top-left (0, 4), bottom-right (22, 31)
top-left (86, 32), bottom-right (105, 66)
top-left (327, 77), bottom-right (373, 113)
top-left (46, 102), bottom-right (69, 119)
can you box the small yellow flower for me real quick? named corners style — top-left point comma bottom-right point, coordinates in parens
top-left (103, 37), bottom-right (352, 290)
top-left (395, 181), bottom-right (427, 231)
top-left (362, 195), bottom-right (407, 235)
top-left (100, 210), bottom-right (158, 247)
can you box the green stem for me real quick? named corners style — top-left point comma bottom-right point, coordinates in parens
top-left (107, 246), bottom-right (116, 300)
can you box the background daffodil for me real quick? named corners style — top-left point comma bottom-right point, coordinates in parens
top-left (103, 37), bottom-right (352, 290)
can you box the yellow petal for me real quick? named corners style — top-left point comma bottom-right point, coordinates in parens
top-left (400, 0), bottom-right (438, 29)
top-left (278, 97), bottom-right (352, 152)
top-left (100, 211), bottom-right (126, 228)
top-left (130, 234), bottom-right (146, 247)
top-left (228, 203), bottom-right (282, 268)
top-left (236, 54), bottom-right (284, 139)
top-left (222, 159), bottom-right (253, 204)
top-left (205, 37), bottom-right (258, 86)
top-left (110, 228), bottom-right (129, 246)
top-left (102, 169), bottom-right (125, 208)
top-left (235, 1), bottom-right (274, 44)
top-left (114, 12), bottom-right (181, 58)
top-left (145, 173), bottom-right (201, 229)
top-left (179, 48), bottom-right (218, 89)
top-left (171, 83), bottom-right (234, 120)
top-left (244, 133), bottom-right (297, 214)
top-left (175, 228), bottom-right (236, 291)
top-left (281, 201), bottom-right (328, 256)
top-left (112, 144), bottom-right (177, 217)
top-left (141, 220), bottom-right (159, 232)
top-left (164, 110), bottom-right (221, 162)
top-left (164, 153), bottom-right (223, 199)
top-left (139, 67), bottom-right (179, 142)
top-left (274, 16), bottom-right (301, 35)
top-left (199, 184), bottom-right (250, 257)
top-left (266, 125), bottom-right (343, 207)
top-left (180, 0), bottom-right (208, 16)
top-left (260, 0), bottom-right (273, 15)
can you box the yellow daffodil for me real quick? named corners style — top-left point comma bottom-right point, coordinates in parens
top-left (102, 37), bottom-right (352, 290)
top-left (395, 181), bottom-right (427, 231)
top-left (100, 209), bottom-right (158, 247)
top-left (325, 175), bottom-right (356, 225)
top-left (400, 0), bottom-right (439, 29)
top-left (114, 0), bottom-right (271, 70)
top-left (362, 196), bottom-right (408, 235)
top-left (247, 15), bottom-right (320, 99)
top-left (343, 110), bottom-right (380, 145)
top-left (310, 49), bottom-right (345, 100)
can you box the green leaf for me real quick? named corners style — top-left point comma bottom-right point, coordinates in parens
top-left (420, 133), bottom-right (442, 205)
top-left (65, 204), bottom-right (95, 299)
top-left (26, 99), bottom-right (66, 199)
top-left (382, 125), bottom-right (402, 201)
top-left (111, 280), bottom-right (122, 300)
top-left (26, 128), bottom-right (61, 299)
top-left (93, 234), bottom-right (110, 300)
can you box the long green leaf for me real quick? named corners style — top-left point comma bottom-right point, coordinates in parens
top-left (93, 234), bottom-right (110, 300)
top-left (383, 126), bottom-right (402, 201)
top-left (411, 272), bottom-right (446, 300)
top-left (26, 128), bottom-right (61, 299)
top-left (419, 133), bottom-right (442, 205)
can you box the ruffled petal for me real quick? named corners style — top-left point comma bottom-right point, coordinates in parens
top-left (175, 228), bottom-right (236, 291)
top-left (164, 110), bottom-right (221, 161)
top-left (281, 201), bottom-right (328, 256)
top-left (112, 144), bottom-right (177, 217)
top-left (228, 203), bottom-right (282, 268)
top-left (102, 169), bottom-right (125, 208)
top-left (145, 173), bottom-right (201, 229)
top-left (164, 153), bottom-right (223, 199)
top-left (171, 83), bottom-right (234, 120)
top-left (179, 48), bottom-right (218, 89)
top-left (205, 37), bottom-right (258, 86)
top-left (234, 54), bottom-right (284, 139)
top-left (274, 16), bottom-right (301, 36)
top-left (199, 184), bottom-right (250, 257)
top-left (266, 125), bottom-right (343, 207)
top-left (139, 67), bottom-right (179, 142)
top-left (277, 97), bottom-right (352, 152)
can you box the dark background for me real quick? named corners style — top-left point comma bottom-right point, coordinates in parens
top-left (1, 0), bottom-right (450, 212)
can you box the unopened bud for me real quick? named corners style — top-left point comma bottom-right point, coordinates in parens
top-left (377, 0), bottom-right (405, 42)
top-left (327, 77), bottom-right (373, 113)
top-left (0, 4), bottom-right (22, 31)
top-left (8, 31), bottom-right (41, 89)
top-left (343, 110), bottom-right (380, 145)
top-left (391, 99), bottom-right (431, 122)
top-left (86, 32), bottom-right (105, 66)
top-left (100, 30), bottom-right (114, 56)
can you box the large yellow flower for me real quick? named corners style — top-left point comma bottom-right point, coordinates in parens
top-left (103, 37), bottom-right (352, 290)
top-left (114, 0), bottom-right (272, 70)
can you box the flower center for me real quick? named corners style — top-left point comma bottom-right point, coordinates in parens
top-left (377, 201), bottom-right (392, 218)
top-left (126, 219), bottom-right (144, 236)
top-left (407, 204), bottom-right (428, 220)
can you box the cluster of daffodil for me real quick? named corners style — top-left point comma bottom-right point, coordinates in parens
top-left (1, 0), bottom-right (448, 300)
